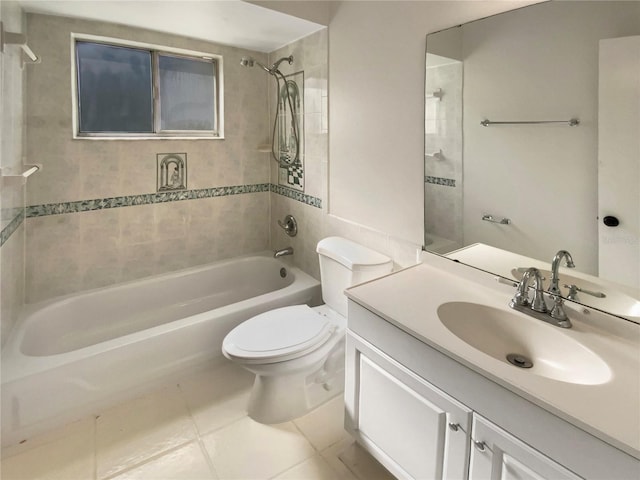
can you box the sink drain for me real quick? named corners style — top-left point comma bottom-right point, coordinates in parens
top-left (506, 353), bottom-right (533, 369)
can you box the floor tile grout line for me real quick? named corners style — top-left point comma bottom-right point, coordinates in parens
top-left (263, 418), bottom-right (341, 480)
top-left (291, 420), bottom-right (323, 455)
top-left (174, 379), bottom-right (223, 479)
top-left (174, 370), bottom-right (253, 439)
top-left (95, 382), bottom-right (199, 480)
top-left (98, 438), bottom-right (197, 480)
top-left (266, 452), bottom-right (345, 480)
top-left (195, 436), bottom-right (220, 480)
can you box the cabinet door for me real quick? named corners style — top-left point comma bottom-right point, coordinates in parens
top-left (470, 414), bottom-right (582, 480)
top-left (347, 333), bottom-right (471, 480)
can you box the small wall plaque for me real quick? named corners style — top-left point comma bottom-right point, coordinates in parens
top-left (157, 153), bottom-right (187, 192)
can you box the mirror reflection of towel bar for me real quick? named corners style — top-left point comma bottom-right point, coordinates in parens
top-left (425, 150), bottom-right (443, 160)
top-left (481, 118), bottom-right (579, 127)
top-left (482, 214), bottom-right (511, 225)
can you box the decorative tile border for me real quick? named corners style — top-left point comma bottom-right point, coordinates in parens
top-left (21, 183), bottom-right (320, 220)
top-left (0, 183), bottom-right (322, 246)
top-left (25, 184), bottom-right (270, 218)
top-left (270, 184), bottom-right (321, 208)
top-left (0, 209), bottom-right (25, 247)
top-left (425, 176), bottom-right (456, 188)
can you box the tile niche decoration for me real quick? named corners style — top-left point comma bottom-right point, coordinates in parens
top-left (157, 153), bottom-right (187, 192)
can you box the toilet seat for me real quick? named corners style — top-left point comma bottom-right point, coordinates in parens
top-left (223, 305), bottom-right (336, 363)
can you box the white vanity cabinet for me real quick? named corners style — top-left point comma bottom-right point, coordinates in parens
top-left (345, 299), bottom-right (640, 480)
top-left (347, 332), bottom-right (471, 479)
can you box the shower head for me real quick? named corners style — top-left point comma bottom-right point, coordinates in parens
top-left (239, 55), bottom-right (294, 76)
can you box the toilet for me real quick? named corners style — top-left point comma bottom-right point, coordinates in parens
top-left (222, 236), bottom-right (393, 424)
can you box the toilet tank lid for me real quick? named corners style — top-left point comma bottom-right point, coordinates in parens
top-left (316, 237), bottom-right (392, 270)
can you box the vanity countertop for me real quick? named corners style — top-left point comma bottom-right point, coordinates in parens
top-left (345, 259), bottom-right (640, 460)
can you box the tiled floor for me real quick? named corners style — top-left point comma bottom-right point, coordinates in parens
top-left (1, 362), bottom-right (395, 480)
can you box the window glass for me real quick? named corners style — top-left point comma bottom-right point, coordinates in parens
top-left (76, 42), bottom-right (153, 133)
top-left (158, 55), bottom-right (216, 131)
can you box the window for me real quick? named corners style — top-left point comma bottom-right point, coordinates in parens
top-left (73, 35), bottom-right (222, 138)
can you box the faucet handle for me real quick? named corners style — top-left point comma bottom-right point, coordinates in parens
top-left (510, 267), bottom-right (547, 312)
top-left (511, 268), bottom-right (535, 307)
top-left (278, 215), bottom-right (298, 237)
top-left (549, 295), bottom-right (572, 328)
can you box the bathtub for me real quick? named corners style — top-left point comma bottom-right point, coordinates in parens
top-left (1, 253), bottom-right (321, 447)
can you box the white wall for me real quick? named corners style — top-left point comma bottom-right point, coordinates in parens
top-left (327, 1), bottom-right (541, 245)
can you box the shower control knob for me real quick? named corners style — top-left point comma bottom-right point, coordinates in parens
top-left (603, 216), bottom-right (619, 227)
top-left (278, 215), bottom-right (298, 237)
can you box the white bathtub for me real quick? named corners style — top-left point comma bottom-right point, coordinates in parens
top-left (1, 253), bottom-right (321, 447)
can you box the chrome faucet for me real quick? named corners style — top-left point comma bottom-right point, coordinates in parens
top-left (509, 267), bottom-right (572, 328)
top-left (510, 267), bottom-right (547, 313)
top-left (548, 250), bottom-right (575, 295)
top-left (273, 246), bottom-right (294, 258)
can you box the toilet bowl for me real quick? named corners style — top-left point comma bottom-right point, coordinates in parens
top-left (222, 237), bottom-right (393, 424)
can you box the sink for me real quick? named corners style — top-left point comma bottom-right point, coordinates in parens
top-left (437, 302), bottom-right (612, 385)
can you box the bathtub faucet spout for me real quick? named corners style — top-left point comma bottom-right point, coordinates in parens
top-left (274, 247), bottom-right (294, 258)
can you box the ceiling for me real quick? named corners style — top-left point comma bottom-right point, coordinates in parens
top-left (17, 0), bottom-right (326, 53)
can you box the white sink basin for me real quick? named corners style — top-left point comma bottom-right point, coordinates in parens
top-left (511, 267), bottom-right (640, 321)
top-left (437, 301), bottom-right (612, 385)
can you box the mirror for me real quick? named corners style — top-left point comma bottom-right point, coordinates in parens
top-left (424, 0), bottom-right (640, 321)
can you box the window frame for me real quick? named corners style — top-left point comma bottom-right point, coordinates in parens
top-left (70, 33), bottom-right (224, 140)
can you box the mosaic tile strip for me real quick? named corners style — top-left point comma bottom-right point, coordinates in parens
top-left (425, 176), bottom-right (456, 188)
top-left (270, 184), bottom-right (322, 209)
top-left (0, 209), bottom-right (25, 247)
top-left (23, 182), bottom-right (322, 220)
top-left (26, 184), bottom-right (271, 218)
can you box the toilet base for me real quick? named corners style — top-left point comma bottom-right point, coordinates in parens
top-left (247, 366), bottom-right (345, 424)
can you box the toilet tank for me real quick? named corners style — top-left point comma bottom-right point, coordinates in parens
top-left (316, 237), bottom-right (393, 317)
